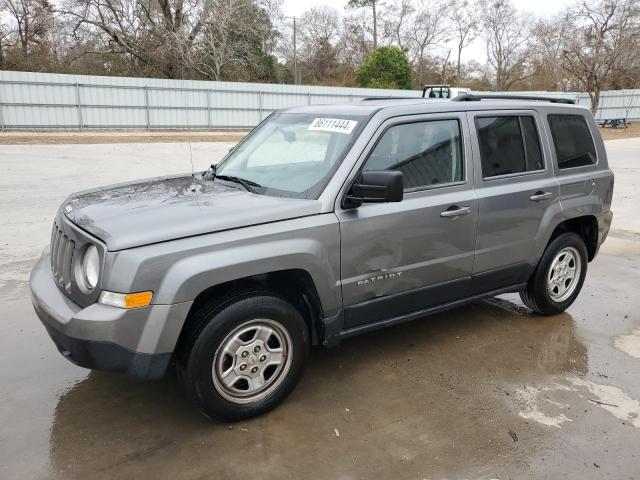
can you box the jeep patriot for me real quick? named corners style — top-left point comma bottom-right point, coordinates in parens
top-left (30, 94), bottom-right (614, 420)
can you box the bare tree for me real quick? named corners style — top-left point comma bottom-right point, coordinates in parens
top-left (439, 48), bottom-right (453, 83)
top-left (2, 0), bottom-right (53, 54)
top-left (480, 0), bottom-right (531, 90)
top-left (289, 6), bottom-right (342, 83)
top-left (610, 32), bottom-right (640, 88)
top-left (340, 9), bottom-right (373, 74)
top-left (347, 0), bottom-right (379, 49)
top-left (621, 88), bottom-right (637, 120)
top-left (0, 4), bottom-right (9, 67)
top-left (460, 59), bottom-right (494, 89)
top-left (60, 0), bottom-right (209, 78)
top-left (59, 0), bottom-right (278, 80)
top-left (529, 15), bottom-right (572, 90)
top-left (449, 0), bottom-right (478, 82)
top-left (409, 0), bottom-right (448, 86)
top-left (0, 0), bottom-right (58, 70)
top-left (381, 0), bottom-right (414, 52)
top-left (562, 0), bottom-right (640, 113)
top-left (187, 0), bottom-right (275, 81)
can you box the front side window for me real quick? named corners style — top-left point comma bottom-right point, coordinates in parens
top-left (215, 113), bottom-right (366, 198)
top-left (476, 115), bottom-right (544, 178)
top-left (548, 114), bottom-right (597, 169)
top-left (363, 119), bottom-right (463, 191)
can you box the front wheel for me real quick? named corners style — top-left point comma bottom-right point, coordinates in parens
top-left (180, 293), bottom-right (309, 421)
top-left (520, 232), bottom-right (588, 315)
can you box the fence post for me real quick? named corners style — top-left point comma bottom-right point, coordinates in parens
top-left (144, 86), bottom-right (150, 129)
top-left (0, 83), bottom-right (5, 131)
top-left (258, 91), bottom-right (263, 123)
top-left (75, 83), bottom-right (83, 130)
top-left (307, 92), bottom-right (311, 105)
top-left (206, 90), bottom-right (212, 129)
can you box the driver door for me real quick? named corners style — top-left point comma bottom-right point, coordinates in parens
top-left (336, 113), bottom-right (478, 330)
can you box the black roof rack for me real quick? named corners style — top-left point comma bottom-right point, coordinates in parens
top-left (453, 94), bottom-right (575, 104)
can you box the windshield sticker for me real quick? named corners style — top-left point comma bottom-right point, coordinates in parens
top-left (308, 118), bottom-right (358, 134)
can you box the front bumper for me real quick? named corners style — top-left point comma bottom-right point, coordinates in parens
top-left (30, 249), bottom-right (192, 380)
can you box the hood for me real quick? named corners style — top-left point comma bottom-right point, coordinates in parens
top-left (62, 174), bottom-right (322, 251)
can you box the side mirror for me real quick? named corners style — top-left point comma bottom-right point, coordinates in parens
top-left (345, 170), bottom-right (404, 207)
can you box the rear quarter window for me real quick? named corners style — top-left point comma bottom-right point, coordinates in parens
top-left (548, 114), bottom-right (597, 169)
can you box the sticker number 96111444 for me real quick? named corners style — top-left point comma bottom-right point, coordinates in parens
top-left (308, 118), bottom-right (358, 134)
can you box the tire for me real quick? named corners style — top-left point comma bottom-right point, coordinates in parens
top-left (179, 292), bottom-right (309, 422)
top-left (520, 232), bottom-right (588, 315)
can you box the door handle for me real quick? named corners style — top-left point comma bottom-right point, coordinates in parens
top-left (440, 206), bottom-right (471, 218)
top-left (529, 191), bottom-right (553, 202)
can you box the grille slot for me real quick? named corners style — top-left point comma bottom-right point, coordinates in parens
top-left (49, 216), bottom-right (101, 307)
top-left (50, 222), bottom-right (76, 293)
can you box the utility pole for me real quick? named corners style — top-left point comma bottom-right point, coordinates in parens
top-left (283, 15), bottom-right (299, 85)
top-left (293, 16), bottom-right (298, 85)
top-left (372, 1), bottom-right (377, 49)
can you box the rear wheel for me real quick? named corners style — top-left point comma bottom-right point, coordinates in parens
top-left (179, 293), bottom-right (309, 421)
top-left (520, 232), bottom-right (588, 315)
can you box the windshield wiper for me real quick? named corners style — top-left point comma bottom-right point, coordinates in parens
top-left (215, 174), bottom-right (262, 192)
top-left (205, 164), bottom-right (261, 192)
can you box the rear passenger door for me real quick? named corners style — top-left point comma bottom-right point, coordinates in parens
top-left (468, 110), bottom-right (561, 294)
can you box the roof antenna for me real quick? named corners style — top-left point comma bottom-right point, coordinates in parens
top-left (183, 86), bottom-right (197, 192)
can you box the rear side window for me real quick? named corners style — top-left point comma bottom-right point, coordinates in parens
top-left (548, 114), bottom-right (597, 169)
top-left (475, 116), bottom-right (544, 178)
top-left (363, 119), bottom-right (463, 191)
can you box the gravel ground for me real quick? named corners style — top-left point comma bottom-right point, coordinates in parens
top-left (0, 130), bottom-right (248, 145)
top-left (598, 122), bottom-right (640, 141)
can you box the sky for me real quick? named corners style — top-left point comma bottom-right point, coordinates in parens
top-left (282, 0), bottom-right (574, 18)
top-left (281, 0), bottom-right (576, 64)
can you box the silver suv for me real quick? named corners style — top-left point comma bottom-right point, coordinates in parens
top-left (31, 95), bottom-right (614, 421)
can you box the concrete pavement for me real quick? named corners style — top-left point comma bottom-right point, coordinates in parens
top-left (0, 139), bottom-right (639, 479)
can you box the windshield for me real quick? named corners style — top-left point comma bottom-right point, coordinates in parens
top-left (214, 112), bottom-right (366, 199)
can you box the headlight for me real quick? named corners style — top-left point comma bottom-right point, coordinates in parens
top-left (82, 245), bottom-right (100, 290)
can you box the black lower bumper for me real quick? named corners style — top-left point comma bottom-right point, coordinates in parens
top-left (31, 251), bottom-right (175, 380)
top-left (43, 321), bottom-right (172, 381)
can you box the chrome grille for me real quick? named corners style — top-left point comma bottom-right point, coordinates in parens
top-left (50, 221), bottom-right (76, 293)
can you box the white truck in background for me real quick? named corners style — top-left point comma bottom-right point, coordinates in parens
top-left (422, 85), bottom-right (471, 98)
